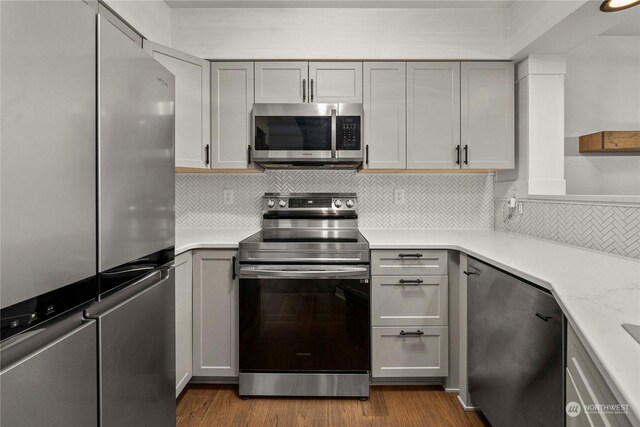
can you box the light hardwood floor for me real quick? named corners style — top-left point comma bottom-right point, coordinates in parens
top-left (177, 384), bottom-right (490, 427)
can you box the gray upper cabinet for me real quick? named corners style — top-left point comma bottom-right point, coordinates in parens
top-left (363, 62), bottom-right (406, 169)
top-left (309, 62), bottom-right (362, 103)
top-left (407, 62), bottom-right (461, 169)
top-left (143, 41), bottom-right (210, 169)
top-left (254, 61), bottom-right (307, 103)
top-left (255, 61), bottom-right (363, 104)
top-left (211, 62), bottom-right (254, 169)
top-left (461, 62), bottom-right (514, 170)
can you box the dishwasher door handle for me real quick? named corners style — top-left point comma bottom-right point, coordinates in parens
top-left (535, 313), bottom-right (553, 322)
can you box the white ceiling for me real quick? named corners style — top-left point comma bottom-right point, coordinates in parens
top-left (165, 0), bottom-right (516, 8)
top-left (601, 13), bottom-right (640, 36)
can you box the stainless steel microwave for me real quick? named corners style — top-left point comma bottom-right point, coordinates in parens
top-left (251, 103), bottom-right (364, 169)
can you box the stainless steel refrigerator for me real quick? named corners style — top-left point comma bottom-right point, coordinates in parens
top-left (1, 2), bottom-right (176, 426)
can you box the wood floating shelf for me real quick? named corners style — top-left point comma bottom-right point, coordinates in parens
top-left (579, 131), bottom-right (640, 153)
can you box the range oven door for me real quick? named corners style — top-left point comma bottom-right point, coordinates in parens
top-left (239, 265), bottom-right (370, 373)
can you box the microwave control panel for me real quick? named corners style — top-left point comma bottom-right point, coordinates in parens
top-left (336, 116), bottom-right (361, 150)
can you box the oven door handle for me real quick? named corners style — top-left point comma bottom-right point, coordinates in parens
top-left (239, 265), bottom-right (369, 279)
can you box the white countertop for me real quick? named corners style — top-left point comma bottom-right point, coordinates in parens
top-left (175, 228), bottom-right (259, 254)
top-left (361, 229), bottom-right (640, 424)
top-left (175, 227), bottom-right (640, 424)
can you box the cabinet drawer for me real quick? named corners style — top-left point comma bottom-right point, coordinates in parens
top-left (567, 325), bottom-right (632, 427)
top-left (371, 250), bottom-right (447, 276)
top-left (372, 275), bottom-right (448, 327)
top-left (372, 326), bottom-right (448, 378)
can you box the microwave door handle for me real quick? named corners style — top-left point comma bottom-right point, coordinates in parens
top-left (331, 108), bottom-right (337, 159)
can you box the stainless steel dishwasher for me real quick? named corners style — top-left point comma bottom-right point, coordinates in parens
top-left (467, 257), bottom-right (563, 427)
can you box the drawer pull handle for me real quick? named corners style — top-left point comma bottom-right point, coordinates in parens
top-left (398, 279), bottom-right (423, 285)
top-left (398, 253), bottom-right (423, 258)
top-left (399, 330), bottom-right (424, 337)
top-left (463, 270), bottom-right (478, 276)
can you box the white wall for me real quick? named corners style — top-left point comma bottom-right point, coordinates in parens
top-left (170, 8), bottom-right (508, 59)
top-left (104, 0), bottom-right (172, 46)
top-left (564, 36), bottom-right (640, 196)
top-left (508, 0), bottom-right (585, 58)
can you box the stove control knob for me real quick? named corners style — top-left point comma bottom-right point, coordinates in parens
top-left (334, 199), bottom-right (343, 208)
top-left (266, 199), bottom-right (275, 208)
top-left (346, 199), bottom-right (355, 208)
top-left (278, 199), bottom-right (287, 208)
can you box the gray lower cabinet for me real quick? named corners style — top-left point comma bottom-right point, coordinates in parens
top-left (371, 250), bottom-right (449, 379)
top-left (566, 323), bottom-right (633, 427)
top-left (192, 249), bottom-right (238, 377)
top-left (372, 326), bottom-right (449, 377)
top-left (371, 250), bottom-right (448, 276)
top-left (371, 275), bottom-right (448, 326)
top-left (175, 251), bottom-right (193, 396)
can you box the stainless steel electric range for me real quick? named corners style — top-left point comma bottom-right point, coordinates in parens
top-left (238, 193), bottom-right (370, 399)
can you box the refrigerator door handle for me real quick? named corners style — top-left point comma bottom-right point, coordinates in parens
top-left (85, 265), bottom-right (173, 319)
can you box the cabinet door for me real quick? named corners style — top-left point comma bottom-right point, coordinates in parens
top-left (143, 41), bottom-right (210, 169)
top-left (174, 251), bottom-right (192, 396)
top-left (407, 62), bottom-right (461, 169)
top-left (363, 62), bottom-right (406, 169)
top-left (309, 62), bottom-right (362, 103)
top-left (461, 62), bottom-right (514, 170)
top-left (192, 250), bottom-right (238, 377)
top-left (211, 62), bottom-right (254, 169)
top-left (254, 61), bottom-right (308, 103)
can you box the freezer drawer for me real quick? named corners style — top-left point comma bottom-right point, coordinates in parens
top-left (87, 268), bottom-right (176, 427)
top-left (372, 326), bottom-right (448, 378)
top-left (467, 257), bottom-right (563, 427)
top-left (371, 275), bottom-right (448, 326)
top-left (371, 250), bottom-right (448, 276)
top-left (0, 314), bottom-right (97, 427)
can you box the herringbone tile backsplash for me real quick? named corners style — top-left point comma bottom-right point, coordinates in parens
top-left (495, 199), bottom-right (640, 259)
top-left (176, 171), bottom-right (494, 230)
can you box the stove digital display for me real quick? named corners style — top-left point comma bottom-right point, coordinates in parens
top-left (288, 198), bottom-right (332, 208)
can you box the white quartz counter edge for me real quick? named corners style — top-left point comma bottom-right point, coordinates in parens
top-left (174, 227), bottom-right (640, 425)
top-left (361, 229), bottom-right (640, 426)
top-left (175, 228), bottom-right (259, 255)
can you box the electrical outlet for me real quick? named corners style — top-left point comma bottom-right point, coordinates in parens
top-left (393, 189), bottom-right (406, 205)
top-left (223, 189), bottom-right (234, 205)
top-left (517, 201), bottom-right (523, 215)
